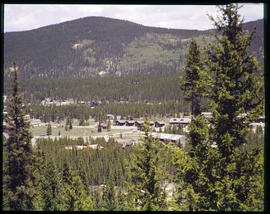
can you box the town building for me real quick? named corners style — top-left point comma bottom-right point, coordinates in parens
top-left (115, 120), bottom-right (126, 126)
top-left (126, 120), bottom-right (135, 126)
top-left (107, 114), bottom-right (114, 120)
top-left (201, 112), bottom-right (213, 119)
top-left (155, 121), bottom-right (165, 128)
top-left (31, 119), bottom-right (42, 127)
top-left (169, 118), bottom-right (191, 128)
top-left (151, 132), bottom-right (187, 147)
top-left (135, 121), bottom-right (144, 130)
top-left (62, 144), bottom-right (104, 150)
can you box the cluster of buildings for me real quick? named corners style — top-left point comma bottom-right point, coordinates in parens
top-left (114, 119), bottom-right (166, 129)
top-left (115, 139), bottom-right (143, 149)
top-left (40, 98), bottom-right (102, 109)
top-left (151, 132), bottom-right (187, 147)
top-left (111, 111), bottom-right (265, 136)
top-left (41, 98), bottom-right (74, 106)
top-left (62, 144), bottom-right (104, 150)
top-left (113, 116), bottom-right (192, 132)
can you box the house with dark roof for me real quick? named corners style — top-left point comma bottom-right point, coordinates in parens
top-left (115, 120), bottom-right (126, 126)
top-left (155, 121), bottom-right (165, 128)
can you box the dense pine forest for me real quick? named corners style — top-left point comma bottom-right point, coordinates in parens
top-left (3, 4), bottom-right (265, 211)
top-left (4, 67), bottom-right (263, 104)
top-left (27, 102), bottom-right (193, 123)
top-left (5, 72), bottom-right (184, 103)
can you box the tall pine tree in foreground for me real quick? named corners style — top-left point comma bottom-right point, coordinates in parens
top-left (180, 36), bottom-right (215, 211)
top-left (3, 62), bottom-right (37, 210)
top-left (181, 38), bottom-right (207, 116)
top-left (204, 4), bottom-right (264, 210)
top-left (180, 43), bottom-right (213, 210)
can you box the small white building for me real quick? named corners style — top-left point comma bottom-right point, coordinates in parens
top-left (107, 114), bottom-right (115, 120)
top-left (249, 122), bottom-right (265, 133)
top-left (61, 101), bottom-right (71, 105)
top-left (201, 112), bottom-right (213, 119)
top-left (151, 132), bottom-right (187, 147)
top-left (31, 119), bottom-right (42, 127)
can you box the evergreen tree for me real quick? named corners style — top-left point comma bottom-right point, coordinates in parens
top-left (181, 38), bottom-right (206, 116)
top-left (126, 120), bottom-right (168, 211)
top-left (182, 115), bottom-right (218, 210)
top-left (69, 118), bottom-right (73, 130)
top-left (65, 118), bottom-right (69, 131)
top-left (102, 175), bottom-right (117, 210)
top-left (203, 3), bottom-right (264, 210)
top-left (115, 188), bottom-right (130, 211)
top-left (3, 62), bottom-right (37, 210)
top-left (35, 153), bottom-right (65, 210)
top-left (97, 122), bottom-right (102, 132)
top-left (80, 118), bottom-right (87, 126)
top-left (61, 162), bottom-right (93, 211)
top-left (167, 141), bottom-right (198, 211)
top-left (107, 119), bottom-right (111, 131)
top-left (46, 123), bottom-right (52, 136)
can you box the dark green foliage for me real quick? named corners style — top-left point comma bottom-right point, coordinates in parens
top-left (6, 71), bottom-right (184, 103)
top-left (102, 175), bottom-right (117, 211)
top-left (69, 118), bottom-right (73, 130)
top-left (36, 137), bottom-right (130, 187)
top-left (107, 120), bottom-right (111, 131)
top-left (181, 38), bottom-right (207, 116)
top-left (97, 122), bottom-right (102, 132)
top-left (65, 117), bottom-right (72, 131)
top-left (182, 115), bottom-right (218, 210)
top-left (28, 101), bottom-right (192, 123)
top-left (173, 4), bottom-right (264, 211)
top-left (3, 62), bottom-right (36, 210)
top-left (46, 123), bottom-right (52, 135)
top-left (126, 120), bottom-right (168, 211)
top-left (201, 4), bottom-right (263, 210)
top-left (34, 152), bottom-right (65, 210)
top-left (59, 162), bottom-right (95, 210)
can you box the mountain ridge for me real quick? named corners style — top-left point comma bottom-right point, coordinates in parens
top-left (4, 16), bottom-right (263, 79)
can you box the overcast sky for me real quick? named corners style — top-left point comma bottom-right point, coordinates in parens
top-left (4, 3), bottom-right (264, 32)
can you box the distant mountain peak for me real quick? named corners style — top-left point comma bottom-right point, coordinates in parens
top-left (4, 17), bottom-right (263, 80)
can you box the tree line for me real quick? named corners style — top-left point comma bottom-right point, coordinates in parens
top-left (27, 101), bottom-right (196, 123)
top-left (4, 71), bottom-right (184, 103)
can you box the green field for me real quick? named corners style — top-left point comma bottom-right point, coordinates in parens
top-left (31, 124), bottom-right (136, 138)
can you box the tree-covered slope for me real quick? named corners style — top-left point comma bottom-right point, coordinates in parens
top-left (4, 16), bottom-right (263, 79)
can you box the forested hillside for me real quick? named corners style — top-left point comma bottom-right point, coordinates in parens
top-left (4, 16), bottom-right (263, 79)
top-left (5, 72), bottom-right (184, 103)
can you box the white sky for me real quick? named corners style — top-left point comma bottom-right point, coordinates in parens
top-left (4, 3), bottom-right (264, 32)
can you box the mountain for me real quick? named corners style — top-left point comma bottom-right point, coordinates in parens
top-left (4, 16), bottom-right (263, 80)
